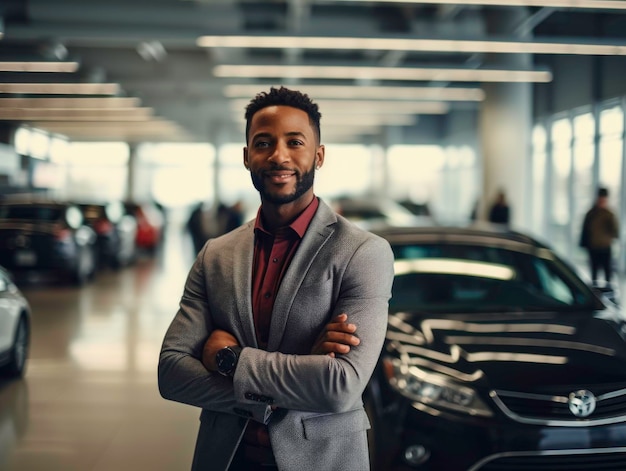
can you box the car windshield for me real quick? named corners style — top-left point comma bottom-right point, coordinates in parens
top-left (390, 242), bottom-right (596, 313)
top-left (0, 205), bottom-right (64, 222)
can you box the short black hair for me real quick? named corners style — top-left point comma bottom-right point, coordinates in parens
top-left (598, 187), bottom-right (609, 198)
top-left (244, 87), bottom-right (322, 144)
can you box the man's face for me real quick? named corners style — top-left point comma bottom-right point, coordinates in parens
top-left (244, 105), bottom-right (324, 205)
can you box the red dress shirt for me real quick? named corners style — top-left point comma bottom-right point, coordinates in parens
top-left (244, 197), bottom-right (320, 450)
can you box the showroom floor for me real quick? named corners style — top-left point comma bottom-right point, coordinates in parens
top-left (0, 215), bottom-right (201, 471)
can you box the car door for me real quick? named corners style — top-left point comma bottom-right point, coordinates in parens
top-left (0, 273), bottom-right (15, 353)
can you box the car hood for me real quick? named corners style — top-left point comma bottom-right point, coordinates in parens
top-left (387, 306), bottom-right (626, 390)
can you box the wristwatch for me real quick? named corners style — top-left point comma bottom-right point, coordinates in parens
top-left (216, 346), bottom-right (242, 377)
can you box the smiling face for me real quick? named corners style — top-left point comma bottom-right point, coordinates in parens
top-left (244, 105), bottom-right (324, 209)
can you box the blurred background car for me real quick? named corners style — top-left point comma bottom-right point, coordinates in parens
top-left (78, 201), bottom-right (137, 269)
top-left (366, 224), bottom-right (626, 471)
top-left (123, 201), bottom-right (165, 255)
top-left (331, 195), bottom-right (435, 230)
top-left (0, 266), bottom-right (31, 378)
top-left (0, 199), bottom-right (97, 285)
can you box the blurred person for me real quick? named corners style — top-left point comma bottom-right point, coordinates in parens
top-left (158, 87), bottom-right (395, 471)
top-left (488, 189), bottom-right (510, 226)
top-left (186, 202), bottom-right (210, 255)
top-left (216, 200), bottom-right (244, 236)
top-left (579, 187), bottom-right (619, 287)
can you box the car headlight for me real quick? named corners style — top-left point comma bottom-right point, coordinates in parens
top-left (383, 356), bottom-right (493, 417)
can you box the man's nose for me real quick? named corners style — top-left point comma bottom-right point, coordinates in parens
top-left (268, 141), bottom-right (290, 165)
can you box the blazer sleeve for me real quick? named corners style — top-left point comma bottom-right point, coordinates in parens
top-left (233, 234), bottom-right (395, 414)
top-left (157, 245), bottom-right (271, 424)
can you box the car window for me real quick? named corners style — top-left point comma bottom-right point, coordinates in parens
top-left (532, 258), bottom-right (574, 304)
top-left (390, 243), bottom-right (595, 313)
top-left (0, 205), bottom-right (64, 221)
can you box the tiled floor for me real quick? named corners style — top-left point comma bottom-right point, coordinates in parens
top-left (0, 216), bottom-right (201, 471)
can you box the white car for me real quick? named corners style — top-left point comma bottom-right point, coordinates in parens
top-left (0, 266), bottom-right (30, 378)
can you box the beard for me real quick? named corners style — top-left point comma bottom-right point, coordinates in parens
top-left (250, 160), bottom-right (316, 205)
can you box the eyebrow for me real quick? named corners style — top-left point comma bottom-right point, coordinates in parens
top-left (251, 131), bottom-right (308, 141)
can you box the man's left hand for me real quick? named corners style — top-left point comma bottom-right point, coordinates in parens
top-left (311, 313), bottom-right (360, 357)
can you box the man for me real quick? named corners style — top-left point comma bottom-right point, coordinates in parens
top-left (580, 187), bottom-right (619, 287)
top-left (488, 190), bottom-right (510, 226)
top-left (158, 87), bottom-right (395, 471)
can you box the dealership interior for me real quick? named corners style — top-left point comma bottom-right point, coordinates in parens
top-left (4, 0), bottom-right (626, 470)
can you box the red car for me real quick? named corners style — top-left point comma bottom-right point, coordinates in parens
top-left (123, 202), bottom-right (164, 253)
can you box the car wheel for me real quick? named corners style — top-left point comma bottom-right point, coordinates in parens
top-left (3, 315), bottom-right (29, 378)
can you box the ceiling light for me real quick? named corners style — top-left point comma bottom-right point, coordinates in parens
top-left (0, 108), bottom-right (154, 121)
top-left (0, 61), bottom-right (80, 72)
top-left (214, 64), bottom-right (552, 83)
top-left (0, 97), bottom-right (141, 108)
top-left (329, 0), bottom-right (626, 10)
top-left (232, 109), bottom-right (416, 127)
top-left (230, 98), bottom-right (449, 114)
top-left (31, 121), bottom-right (190, 140)
top-left (199, 35), bottom-right (626, 56)
top-left (224, 84), bottom-right (485, 101)
top-left (0, 83), bottom-right (121, 95)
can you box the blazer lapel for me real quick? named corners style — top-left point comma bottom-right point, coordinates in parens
top-left (231, 222), bottom-right (258, 348)
top-left (267, 201), bottom-right (337, 351)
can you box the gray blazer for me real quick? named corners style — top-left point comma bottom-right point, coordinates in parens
top-left (158, 199), bottom-right (394, 471)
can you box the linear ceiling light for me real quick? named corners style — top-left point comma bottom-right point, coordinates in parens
top-left (232, 110), bottom-right (416, 127)
top-left (214, 64), bottom-right (552, 83)
top-left (0, 97), bottom-right (141, 108)
top-left (0, 61), bottom-right (80, 72)
top-left (0, 108), bottom-right (154, 121)
top-left (0, 83), bottom-right (121, 95)
top-left (224, 84), bottom-right (485, 101)
top-left (231, 98), bottom-right (449, 114)
top-left (32, 121), bottom-right (189, 138)
top-left (199, 35), bottom-right (626, 56)
top-left (329, 0), bottom-right (626, 10)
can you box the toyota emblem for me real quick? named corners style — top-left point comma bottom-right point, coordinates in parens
top-left (568, 389), bottom-right (596, 418)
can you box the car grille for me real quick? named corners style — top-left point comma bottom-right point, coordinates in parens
top-left (492, 387), bottom-right (626, 426)
top-left (473, 450), bottom-right (626, 471)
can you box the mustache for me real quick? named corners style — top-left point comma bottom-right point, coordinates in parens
top-left (262, 165), bottom-right (298, 174)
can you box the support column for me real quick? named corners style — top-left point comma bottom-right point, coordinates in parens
top-left (478, 10), bottom-right (532, 228)
top-left (126, 144), bottom-right (138, 202)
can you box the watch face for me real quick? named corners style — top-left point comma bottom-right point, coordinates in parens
top-left (217, 347), bottom-right (236, 376)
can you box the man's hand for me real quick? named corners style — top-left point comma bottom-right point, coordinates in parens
top-left (311, 313), bottom-right (360, 357)
top-left (202, 329), bottom-right (239, 371)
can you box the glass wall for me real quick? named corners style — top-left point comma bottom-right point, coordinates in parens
top-left (534, 98), bottom-right (626, 277)
top-left (548, 116), bottom-right (572, 256)
top-left (531, 124), bottom-right (547, 237)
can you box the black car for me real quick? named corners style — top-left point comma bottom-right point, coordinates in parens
top-left (0, 199), bottom-right (97, 285)
top-left (78, 201), bottom-right (137, 269)
top-left (366, 224), bottom-right (626, 471)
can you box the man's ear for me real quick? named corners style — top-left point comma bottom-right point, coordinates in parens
top-left (315, 145), bottom-right (325, 169)
top-left (243, 147), bottom-right (250, 170)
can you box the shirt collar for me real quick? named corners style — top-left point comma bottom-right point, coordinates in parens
top-left (254, 196), bottom-right (319, 238)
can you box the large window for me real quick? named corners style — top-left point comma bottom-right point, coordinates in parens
top-left (387, 145), bottom-right (447, 217)
top-left (549, 118), bottom-right (572, 256)
top-left (572, 111), bottom-right (595, 262)
top-left (599, 105), bottom-right (623, 207)
top-left (139, 143), bottom-right (215, 207)
top-left (531, 124), bottom-right (547, 236)
top-left (62, 142), bottom-right (130, 201)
